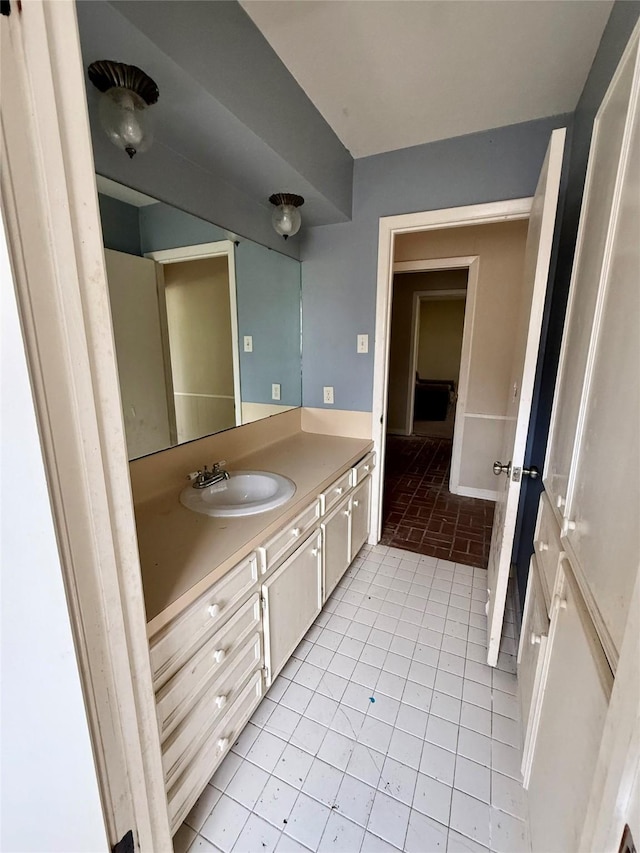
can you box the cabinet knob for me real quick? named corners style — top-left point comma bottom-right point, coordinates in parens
top-left (215, 695), bottom-right (227, 710)
top-left (291, 527), bottom-right (301, 538)
top-left (217, 737), bottom-right (229, 752)
top-left (336, 486), bottom-right (344, 495)
top-left (213, 649), bottom-right (226, 664)
top-left (561, 519), bottom-right (576, 536)
top-left (530, 632), bottom-right (543, 645)
top-left (208, 603), bottom-right (221, 618)
top-left (343, 509), bottom-right (351, 517)
top-left (553, 594), bottom-right (568, 611)
top-left (556, 495), bottom-right (566, 509)
top-left (311, 547), bottom-right (319, 557)
top-left (537, 541), bottom-right (549, 552)
top-left (353, 500), bottom-right (360, 507)
top-left (364, 464), bottom-right (370, 472)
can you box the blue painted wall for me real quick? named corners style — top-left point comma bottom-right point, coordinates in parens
top-left (98, 193), bottom-right (141, 256)
top-left (300, 113), bottom-right (571, 410)
top-left (139, 203), bottom-right (227, 254)
top-left (513, 2), bottom-right (640, 605)
top-left (236, 241), bottom-right (301, 407)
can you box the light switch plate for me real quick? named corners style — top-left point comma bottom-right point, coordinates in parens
top-left (323, 386), bottom-right (334, 405)
top-left (244, 335), bottom-right (253, 352)
top-left (357, 334), bottom-right (369, 354)
top-left (272, 383), bottom-right (281, 401)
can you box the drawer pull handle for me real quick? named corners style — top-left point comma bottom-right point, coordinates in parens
top-left (213, 649), bottom-right (226, 664)
top-left (530, 632), bottom-right (543, 645)
top-left (208, 603), bottom-right (221, 618)
top-left (537, 541), bottom-right (549, 552)
top-left (336, 487), bottom-right (344, 495)
top-left (353, 500), bottom-right (360, 507)
top-left (217, 737), bottom-right (229, 752)
top-left (292, 527), bottom-right (301, 538)
top-left (215, 695), bottom-right (228, 710)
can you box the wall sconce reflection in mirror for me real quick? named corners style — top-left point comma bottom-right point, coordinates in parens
top-left (88, 60), bottom-right (159, 159)
top-left (269, 193), bottom-right (304, 240)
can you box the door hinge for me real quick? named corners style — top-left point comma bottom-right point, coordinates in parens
top-left (260, 595), bottom-right (267, 611)
top-left (262, 665), bottom-right (270, 683)
top-left (112, 830), bottom-right (135, 853)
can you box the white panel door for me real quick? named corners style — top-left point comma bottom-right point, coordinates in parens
top-left (486, 128), bottom-right (566, 666)
top-left (562, 35), bottom-right (640, 667)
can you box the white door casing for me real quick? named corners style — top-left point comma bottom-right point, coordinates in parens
top-left (146, 241), bottom-right (243, 428)
top-left (486, 127), bottom-right (566, 666)
top-left (372, 199), bottom-right (533, 544)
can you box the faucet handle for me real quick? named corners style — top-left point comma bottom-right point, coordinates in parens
top-left (212, 460), bottom-right (227, 471)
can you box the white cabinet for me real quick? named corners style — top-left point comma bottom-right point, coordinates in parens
top-left (322, 495), bottom-right (351, 600)
top-left (262, 529), bottom-right (323, 683)
top-left (517, 557), bottom-right (550, 784)
top-left (350, 477), bottom-right (371, 561)
top-left (527, 563), bottom-right (612, 853)
top-left (543, 28), bottom-right (640, 670)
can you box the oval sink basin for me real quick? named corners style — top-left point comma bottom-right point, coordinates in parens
top-left (180, 471), bottom-right (296, 518)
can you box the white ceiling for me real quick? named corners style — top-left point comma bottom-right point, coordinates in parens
top-left (241, 0), bottom-right (613, 158)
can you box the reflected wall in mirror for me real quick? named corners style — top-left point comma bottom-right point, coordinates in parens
top-left (96, 177), bottom-right (302, 460)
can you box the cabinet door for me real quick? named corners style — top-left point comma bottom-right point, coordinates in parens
top-left (262, 530), bottom-right (322, 682)
top-left (527, 562), bottom-right (612, 853)
top-left (322, 495), bottom-right (351, 601)
top-left (543, 33), bottom-right (638, 519)
top-left (518, 555), bottom-right (550, 784)
top-left (350, 477), bottom-right (371, 561)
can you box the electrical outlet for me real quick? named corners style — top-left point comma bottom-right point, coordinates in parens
top-left (243, 335), bottom-right (253, 352)
top-left (357, 334), bottom-right (369, 354)
top-left (323, 386), bottom-right (334, 405)
top-left (271, 383), bottom-right (281, 401)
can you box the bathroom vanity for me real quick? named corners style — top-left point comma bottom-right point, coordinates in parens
top-left (130, 409), bottom-right (374, 832)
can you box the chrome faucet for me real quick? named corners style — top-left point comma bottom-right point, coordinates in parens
top-left (190, 461), bottom-right (230, 489)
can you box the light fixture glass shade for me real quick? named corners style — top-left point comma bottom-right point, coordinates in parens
top-left (269, 193), bottom-right (305, 240)
top-left (98, 87), bottom-right (153, 158)
top-left (271, 203), bottom-right (302, 239)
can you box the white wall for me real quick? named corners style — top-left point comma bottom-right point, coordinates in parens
top-left (1, 217), bottom-right (107, 853)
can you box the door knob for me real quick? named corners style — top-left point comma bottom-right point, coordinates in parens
top-left (493, 461), bottom-right (511, 477)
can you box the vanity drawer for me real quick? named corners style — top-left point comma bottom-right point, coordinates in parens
top-left (167, 670), bottom-right (263, 833)
top-left (162, 631), bottom-right (262, 787)
top-left (259, 498), bottom-right (321, 572)
top-left (150, 553), bottom-right (259, 689)
top-left (320, 469), bottom-right (353, 515)
top-left (533, 492), bottom-right (563, 614)
top-left (352, 451), bottom-right (376, 486)
top-left (155, 594), bottom-right (261, 740)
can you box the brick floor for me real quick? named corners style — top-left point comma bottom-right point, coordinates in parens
top-left (380, 434), bottom-right (495, 569)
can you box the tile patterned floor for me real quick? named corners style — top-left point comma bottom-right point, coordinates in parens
top-left (174, 545), bottom-right (528, 853)
top-left (381, 437), bottom-right (495, 569)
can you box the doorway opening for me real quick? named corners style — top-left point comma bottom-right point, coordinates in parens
top-left (371, 207), bottom-right (533, 570)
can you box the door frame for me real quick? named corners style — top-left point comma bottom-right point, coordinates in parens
top-left (1, 2), bottom-right (172, 849)
top-left (370, 199), bottom-right (533, 543)
top-left (401, 280), bottom-right (469, 437)
top-left (145, 240), bottom-right (243, 427)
